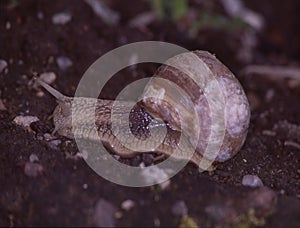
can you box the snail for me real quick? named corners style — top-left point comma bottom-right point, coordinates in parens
top-left (35, 51), bottom-right (250, 169)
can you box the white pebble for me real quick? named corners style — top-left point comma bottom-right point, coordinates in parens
top-left (262, 130), bottom-right (276, 136)
top-left (121, 200), bottom-right (135, 211)
top-left (37, 11), bottom-right (44, 20)
top-left (0, 59), bottom-right (8, 73)
top-left (83, 184), bottom-right (88, 189)
top-left (56, 56), bottom-right (73, 71)
top-left (43, 133), bottom-right (56, 141)
top-left (36, 135), bottom-right (43, 141)
top-left (39, 72), bottom-right (56, 84)
top-left (265, 89), bottom-right (275, 102)
top-left (242, 174), bottom-right (264, 187)
top-left (36, 91), bottom-right (45, 97)
top-left (13, 115), bottom-right (39, 128)
top-left (141, 166), bottom-right (171, 189)
top-left (6, 21), bottom-right (11, 30)
top-left (51, 139), bottom-right (62, 146)
top-left (47, 139), bottom-right (62, 150)
top-left (52, 12), bottom-right (72, 25)
top-left (113, 154), bottom-right (120, 160)
top-left (29, 154), bottom-right (39, 163)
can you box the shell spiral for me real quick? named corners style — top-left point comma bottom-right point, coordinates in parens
top-left (141, 51), bottom-right (250, 162)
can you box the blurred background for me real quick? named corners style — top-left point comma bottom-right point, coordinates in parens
top-left (0, 0), bottom-right (299, 227)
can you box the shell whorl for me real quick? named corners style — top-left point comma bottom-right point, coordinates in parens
top-left (141, 51), bottom-right (250, 162)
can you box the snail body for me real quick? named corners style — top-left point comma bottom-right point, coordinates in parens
top-left (36, 51), bottom-right (250, 169)
top-left (36, 79), bottom-right (202, 163)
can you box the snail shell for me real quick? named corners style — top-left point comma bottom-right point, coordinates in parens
top-left (36, 51), bottom-right (250, 169)
top-left (141, 51), bottom-right (250, 162)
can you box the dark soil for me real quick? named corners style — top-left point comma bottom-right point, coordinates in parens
top-left (0, 0), bottom-right (299, 227)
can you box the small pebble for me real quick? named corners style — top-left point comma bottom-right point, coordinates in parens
top-left (139, 162), bottom-right (145, 168)
top-left (21, 74), bottom-right (27, 80)
top-left (83, 184), bottom-right (88, 189)
top-left (265, 89), bottom-right (275, 102)
top-left (36, 91), bottom-right (45, 97)
top-left (0, 59), bottom-right (8, 73)
top-left (93, 199), bottom-right (117, 227)
top-left (6, 21), bottom-right (11, 30)
top-left (113, 154), bottom-right (120, 160)
top-left (242, 174), bottom-right (264, 187)
top-left (13, 116), bottom-right (39, 128)
top-left (47, 139), bottom-right (62, 150)
top-left (50, 139), bottom-right (62, 146)
top-left (0, 99), bottom-right (7, 111)
top-left (56, 56), bottom-right (73, 71)
top-left (24, 162), bottom-right (43, 177)
top-left (171, 200), bottom-right (188, 216)
top-left (141, 166), bottom-right (171, 189)
top-left (37, 11), bottom-right (44, 20)
top-left (115, 211), bottom-right (123, 219)
top-left (262, 130), bottom-right (276, 136)
top-left (43, 133), bottom-right (56, 141)
top-left (39, 72), bottom-right (56, 84)
top-left (36, 135), bottom-right (43, 141)
top-left (121, 200), bottom-right (135, 211)
top-left (160, 180), bottom-right (171, 190)
top-left (52, 12), bottom-right (72, 25)
top-left (29, 154), bottom-right (39, 163)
